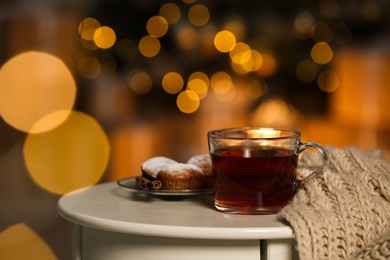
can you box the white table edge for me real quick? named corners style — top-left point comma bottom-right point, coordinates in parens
top-left (58, 190), bottom-right (294, 240)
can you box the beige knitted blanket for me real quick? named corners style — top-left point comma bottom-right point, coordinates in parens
top-left (279, 146), bottom-right (390, 259)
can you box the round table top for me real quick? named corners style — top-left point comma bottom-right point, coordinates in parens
top-left (58, 181), bottom-right (294, 240)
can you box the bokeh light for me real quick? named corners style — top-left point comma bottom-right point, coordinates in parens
top-left (231, 49), bottom-right (263, 74)
top-left (159, 3), bottom-right (181, 25)
top-left (78, 17), bottom-right (100, 41)
top-left (210, 71), bottom-right (236, 102)
top-left (177, 26), bottom-right (200, 50)
top-left (162, 71), bottom-right (184, 94)
top-left (311, 42), bottom-right (333, 64)
top-left (311, 22), bottom-right (333, 43)
top-left (246, 80), bottom-right (269, 100)
top-left (187, 78), bottom-right (208, 99)
top-left (188, 71), bottom-right (209, 86)
top-left (23, 111), bottom-right (110, 195)
top-left (77, 54), bottom-right (101, 79)
top-left (251, 98), bottom-right (303, 128)
top-left (188, 4), bottom-right (210, 26)
top-left (230, 42), bottom-right (251, 64)
top-left (214, 30), bottom-right (236, 53)
top-left (146, 16), bottom-right (169, 38)
top-left (317, 70), bottom-right (340, 92)
top-left (223, 18), bottom-right (246, 42)
top-left (248, 50), bottom-right (263, 71)
top-left (127, 70), bottom-right (153, 94)
top-left (186, 74), bottom-right (208, 100)
top-left (94, 26), bottom-right (116, 49)
top-left (215, 84), bottom-right (236, 102)
top-left (187, 71), bottom-right (209, 99)
top-left (256, 53), bottom-right (277, 77)
top-left (0, 223), bottom-right (56, 260)
top-left (176, 90), bottom-right (200, 113)
top-left (81, 38), bottom-right (98, 51)
top-left (139, 35), bottom-right (161, 57)
top-left (0, 51), bottom-right (76, 133)
top-left (294, 11), bottom-right (316, 39)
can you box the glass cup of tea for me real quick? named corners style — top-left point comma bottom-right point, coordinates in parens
top-left (208, 127), bottom-right (329, 215)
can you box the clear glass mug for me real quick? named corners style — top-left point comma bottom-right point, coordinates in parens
top-left (208, 127), bottom-right (329, 215)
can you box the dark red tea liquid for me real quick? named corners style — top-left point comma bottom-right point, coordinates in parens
top-left (212, 146), bottom-right (298, 214)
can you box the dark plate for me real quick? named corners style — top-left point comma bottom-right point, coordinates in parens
top-left (117, 177), bottom-right (214, 196)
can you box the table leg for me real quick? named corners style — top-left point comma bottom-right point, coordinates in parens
top-left (72, 225), bottom-right (81, 260)
top-left (261, 239), bottom-right (298, 260)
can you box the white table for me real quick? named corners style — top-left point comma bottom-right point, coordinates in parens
top-left (58, 181), bottom-right (298, 260)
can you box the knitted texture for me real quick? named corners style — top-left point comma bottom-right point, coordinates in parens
top-left (279, 146), bottom-right (390, 260)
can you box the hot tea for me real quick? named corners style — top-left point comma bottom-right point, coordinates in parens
top-left (212, 146), bottom-right (298, 214)
top-left (208, 127), bottom-right (329, 214)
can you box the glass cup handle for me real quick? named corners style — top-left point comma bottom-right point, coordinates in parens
top-left (292, 142), bottom-right (329, 190)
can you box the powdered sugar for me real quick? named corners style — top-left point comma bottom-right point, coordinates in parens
top-left (141, 156), bottom-right (177, 178)
top-left (187, 154), bottom-right (210, 166)
top-left (159, 163), bottom-right (204, 175)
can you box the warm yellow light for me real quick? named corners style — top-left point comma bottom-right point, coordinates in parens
top-left (23, 111), bottom-right (110, 195)
top-left (162, 71), bottom-right (184, 94)
top-left (256, 53), bottom-right (277, 77)
top-left (230, 42), bottom-right (251, 64)
top-left (187, 71), bottom-right (209, 99)
top-left (249, 50), bottom-right (263, 71)
top-left (214, 84), bottom-right (236, 102)
top-left (94, 26), bottom-right (116, 49)
top-left (187, 78), bottom-right (208, 99)
top-left (214, 30), bottom-right (236, 53)
top-left (177, 26), bottom-right (200, 50)
top-left (311, 42), bottom-right (333, 64)
top-left (248, 129), bottom-right (279, 139)
top-left (210, 71), bottom-right (236, 102)
top-left (318, 70), bottom-right (340, 92)
top-left (210, 71), bottom-right (233, 93)
top-left (127, 70), bottom-right (153, 94)
top-left (81, 38), bottom-right (98, 51)
top-left (246, 80), bottom-right (269, 100)
top-left (0, 223), bottom-right (57, 260)
top-left (296, 59), bottom-right (318, 82)
top-left (159, 3), bottom-right (181, 25)
top-left (251, 98), bottom-right (303, 128)
top-left (231, 61), bottom-right (249, 75)
top-left (0, 51), bottom-right (76, 133)
top-left (78, 17), bottom-right (100, 41)
top-left (146, 16), bottom-right (169, 38)
top-left (231, 49), bottom-right (263, 75)
top-left (188, 4), bottom-right (210, 26)
top-left (139, 35), bottom-right (161, 57)
top-left (176, 90), bottom-right (200, 113)
top-left (189, 71), bottom-right (209, 85)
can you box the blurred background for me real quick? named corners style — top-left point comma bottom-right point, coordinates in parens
top-left (0, 0), bottom-right (389, 259)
